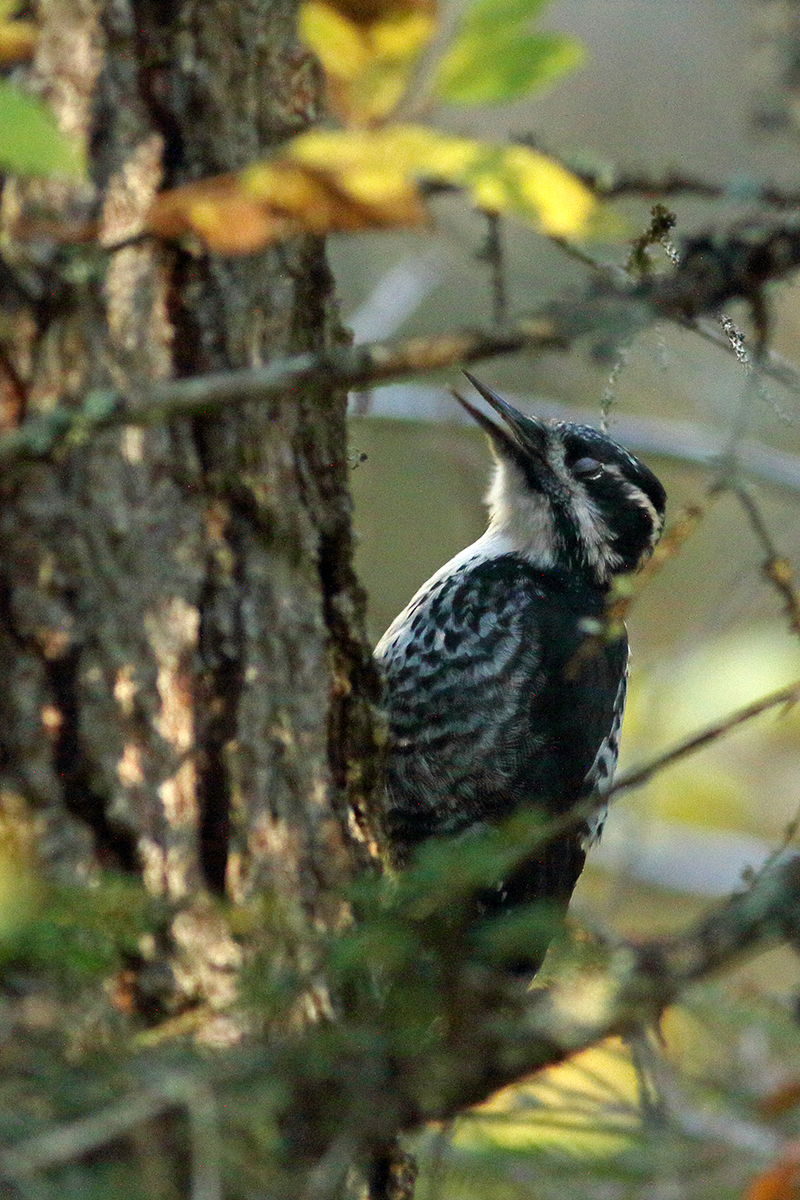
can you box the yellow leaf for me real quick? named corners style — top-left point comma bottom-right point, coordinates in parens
top-left (299, 0), bottom-right (436, 124)
top-left (246, 153), bottom-right (427, 229)
top-left (245, 161), bottom-right (323, 208)
top-left (469, 171), bottom-right (505, 211)
top-left (148, 150), bottom-right (429, 252)
top-left (147, 121), bottom-right (596, 253)
top-left (289, 125), bottom-right (596, 235)
top-left (413, 131), bottom-right (480, 176)
top-left (290, 124), bottom-right (437, 174)
top-left (299, 1), bottom-right (369, 81)
top-left (349, 62), bottom-right (409, 122)
top-left (468, 144), bottom-right (595, 235)
top-left (370, 10), bottom-right (434, 57)
top-left (356, 14), bottom-right (436, 121)
top-left (289, 126), bottom-right (384, 171)
top-left (514, 145), bottom-right (594, 232)
top-left (335, 166), bottom-right (408, 203)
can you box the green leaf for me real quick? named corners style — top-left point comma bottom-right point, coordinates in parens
top-left (437, 30), bottom-right (583, 104)
top-left (458, 0), bottom-right (551, 34)
top-left (0, 79), bottom-right (86, 179)
top-left (434, 0), bottom-right (584, 105)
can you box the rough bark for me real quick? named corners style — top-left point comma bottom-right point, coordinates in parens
top-left (0, 0), bottom-right (382, 1034)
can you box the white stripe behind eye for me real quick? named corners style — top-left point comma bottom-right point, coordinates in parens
top-left (623, 482), bottom-right (664, 551)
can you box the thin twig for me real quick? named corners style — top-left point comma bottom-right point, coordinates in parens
top-left (624, 203), bottom-right (678, 274)
top-left (549, 226), bottom-right (800, 404)
top-left (689, 316), bottom-right (800, 401)
top-left (5, 215), bottom-right (800, 465)
top-left (610, 678), bottom-right (800, 798)
top-left (727, 482), bottom-right (800, 639)
top-left (0, 1074), bottom-right (222, 1200)
top-left (595, 170), bottom-right (800, 207)
top-left (535, 150), bottom-right (800, 209)
top-left (600, 344), bottom-right (630, 432)
top-left (475, 211), bottom-right (508, 327)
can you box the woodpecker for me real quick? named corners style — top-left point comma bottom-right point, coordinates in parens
top-left (375, 373), bottom-right (666, 974)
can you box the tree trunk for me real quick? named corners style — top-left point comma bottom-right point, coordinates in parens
top-left (0, 0), bottom-right (381, 1037)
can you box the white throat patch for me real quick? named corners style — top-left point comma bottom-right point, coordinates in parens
top-left (486, 461), bottom-right (558, 568)
top-left (487, 454), bottom-right (620, 582)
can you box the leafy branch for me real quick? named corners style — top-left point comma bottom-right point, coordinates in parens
top-left (417, 852), bottom-right (800, 1122)
top-left (4, 850), bottom-right (800, 1197)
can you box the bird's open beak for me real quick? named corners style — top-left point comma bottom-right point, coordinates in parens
top-left (452, 371), bottom-right (549, 464)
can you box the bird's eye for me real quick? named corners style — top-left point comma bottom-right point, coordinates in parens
top-left (571, 456), bottom-right (604, 481)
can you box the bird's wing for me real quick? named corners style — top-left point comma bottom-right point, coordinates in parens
top-left (377, 555), bottom-right (627, 857)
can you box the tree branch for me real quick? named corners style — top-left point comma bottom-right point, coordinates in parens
top-left (610, 678), bottom-right (800, 799)
top-left (574, 164), bottom-right (800, 209)
top-left (5, 852), bottom-right (800, 1193)
top-left (0, 327), bottom-right (540, 464)
top-left (413, 853), bottom-right (800, 1124)
top-left (5, 217), bottom-right (800, 465)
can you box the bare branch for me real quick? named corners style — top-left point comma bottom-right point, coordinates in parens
top-left (727, 483), bottom-right (800, 639)
top-left (0, 327), bottom-right (541, 464)
top-left (4, 216), bottom-right (800, 465)
top-left (611, 678), bottom-right (800, 798)
top-left (476, 211), bottom-right (508, 327)
top-left (540, 151), bottom-right (800, 209)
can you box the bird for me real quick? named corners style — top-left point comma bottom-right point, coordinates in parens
top-left (374, 373), bottom-right (666, 974)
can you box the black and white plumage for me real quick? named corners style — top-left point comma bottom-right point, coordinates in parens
top-left (375, 373), bottom-right (666, 973)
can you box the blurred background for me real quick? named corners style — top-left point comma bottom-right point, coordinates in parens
top-left (335, 2), bottom-right (800, 1190)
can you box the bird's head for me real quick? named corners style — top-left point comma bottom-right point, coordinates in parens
top-left (455, 373), bottom-right (667, 587)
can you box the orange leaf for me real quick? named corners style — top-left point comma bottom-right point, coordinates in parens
top-left (147, 158), bottom-right (428, 253)
top-left (745, 1144), bottom-right (800, 1200)
top-left (147, 176), bottom-right (292, 253)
